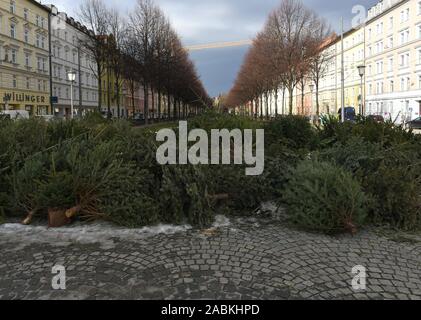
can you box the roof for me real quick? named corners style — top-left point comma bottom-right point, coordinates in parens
top-left (29, 0), bottom-right (51, 13)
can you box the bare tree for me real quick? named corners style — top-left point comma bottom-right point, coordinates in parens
top-left (227, 0), bottom-right (332, 118)
top-left (308, 26), bottom-right (336, 118)
top-left (107, 9), bottom-right (127, 118)
top-left (78, 0), bottom-right (110, 113)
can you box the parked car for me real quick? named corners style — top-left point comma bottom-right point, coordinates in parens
top-left (338, 107), bottom-right (356, 122)
top-left (131, 113), bottom-right (145, 126)
top-left (36, 115), bottom-right (56, 122)
top-left (407, 117), bottom-right (421, 130)
top-left (367, 115), bottom-right (385, 123)
top-left (0, 110), bottom-right (30, 120)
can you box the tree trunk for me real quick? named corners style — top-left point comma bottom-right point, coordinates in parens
top-left (158, 90), bottom-right (162, 121)
top-left (151, 89), bottom-right (155, 122)
top-left (282, 88), bottom-right (286, 115)
top-left (167, 92), bottom-right (171, 120)
top-left (97, 61), bottom-right (102, 112)
top-left (316, 81), bottom-right (320, 117)
top-left (288, 86), bottom-right (294, 115)
top-left (116, 79), bottom-right (120, 119)
top-left (144, 83), bottom-right (149, 125)
top-left (131, 81), bottom-right (135, 118)
top-left (107, 68), bottom-right (111, 119)
top-left (173, 97), bottom-right (177, 120)
top-left (275, 89), bottom-right (278, 117)
top-left (301, 88), bottom-right (305, 116)
top-left (265, 92), bottom-right (269, 120)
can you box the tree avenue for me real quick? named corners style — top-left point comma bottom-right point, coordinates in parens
top-left (226, 0), bottom-right (333, 119)
top-left (78, 0), bottom-right (211, 122)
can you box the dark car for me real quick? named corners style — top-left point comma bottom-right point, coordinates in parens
top-left (407, 117), bottom-right (421, 130)
top-left (338, 107), bottom-right (356, 122)
top-left (131, 113), bottom-right (146, 126)
top-left (367, 115), bottom-right (385, 123)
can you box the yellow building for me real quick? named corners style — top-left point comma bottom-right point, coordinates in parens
top-left (100, 65), bottom-right (126, 118)
top-left (0, 0), bottom-right (51, 114)
top-left (317, 27), bottom-right (366, 115)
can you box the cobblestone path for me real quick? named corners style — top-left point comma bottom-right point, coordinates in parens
top-left (0, 217), bottom-right (420, 300)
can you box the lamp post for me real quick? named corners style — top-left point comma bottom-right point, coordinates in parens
top-left (309, 84), bottom-right (315, 123)
top-left (357, 65), bottom-right (366, 116)
top-left (67, 71), bottom-right (76, 119)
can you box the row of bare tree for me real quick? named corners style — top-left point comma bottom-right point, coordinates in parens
top-left (226, 0), bottom-right (335, 118)
top-left (78, 0), bottom-right (211, 123)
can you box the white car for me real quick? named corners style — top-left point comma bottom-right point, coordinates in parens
top-left (0, 110), bottom-right (30, 120)
top-left (36, 115), bottom-right (56, 122)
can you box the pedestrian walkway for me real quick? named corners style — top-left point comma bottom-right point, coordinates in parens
top-left (0, 217), bottom-right (420, 300)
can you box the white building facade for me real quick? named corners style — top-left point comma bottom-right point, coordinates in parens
top-left (47, 5), bottom-right (98, 118)
top-left (365, 0), bottom-right (421, 123)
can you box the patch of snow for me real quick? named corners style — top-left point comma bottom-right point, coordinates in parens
top-left (0, 221), bottom-right (192, 250)
top-left (212, 215), bottom-right (230, 228)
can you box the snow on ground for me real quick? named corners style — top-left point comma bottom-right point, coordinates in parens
top-left (0, 215), bottom-right (231, 250)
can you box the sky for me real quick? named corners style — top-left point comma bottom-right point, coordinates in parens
top-left (47, 0), bottom-right (379, 97)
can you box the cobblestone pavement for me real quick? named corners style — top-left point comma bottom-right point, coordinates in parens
top-left (0, 216), bottom-right (420, 300)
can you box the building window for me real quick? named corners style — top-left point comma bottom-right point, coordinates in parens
top-left (11, 49), bottom-right (17, 64)
top-left (25, 53), bottom-right (30, 67)
top-left (24, 29), bottom-right (29, 43)
top-left (12, 75), bottom-right (17, 88)
top-left (10, 0), bottom-right (16, 13)
top-left (26, 77), bottom-right (30, 89)
top-left (400, 29), bottom-right (410, 45)
top-left (36, 34), bottom-right (40, 47)
top-left (400, 53), bottom-right (410, 67)
top-left (401, 9), bottom-right (410, 22)
top-left (36, 15), bottom-right (40, 27)
top-left (390, 80), bottom-right (394, 92)
top-left (10, 24), bottom-right (16, 39)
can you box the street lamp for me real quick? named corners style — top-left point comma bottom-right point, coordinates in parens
top-left (67, 71), bottom-right (77, 119)
top-left (357, 65), bottom-right (366, 116)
